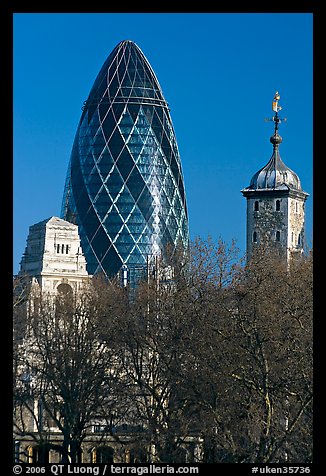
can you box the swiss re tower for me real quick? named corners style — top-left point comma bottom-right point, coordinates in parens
top-left (61, 40), bottom-right (189, 283)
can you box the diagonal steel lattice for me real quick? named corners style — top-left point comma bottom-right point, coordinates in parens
top-left (61, 40), bottom-right (189, 281)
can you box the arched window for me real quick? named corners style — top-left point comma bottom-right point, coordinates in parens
top-left (254, 201), bottom-right (259, 212)
top-left (174, 447), bottom-right (188, 463)
top-left (276, 200), bottom-right (280, 211)
top-left (276, 231), bottom-right (281, 241)
top-left (298, 233), bottom-right (301, 245)
top-left (253, 231), bottom-right (258, 243)
top-left (28, 445), bottom-right (49, 464)
top-left (129, 448), bottom-right (148, 463)
top-left (57, 283), bottom-right (73, 296)
top-left (95, 446), bottom-right (114, 463)
top-left (26, 445), bottom-right (34, 464)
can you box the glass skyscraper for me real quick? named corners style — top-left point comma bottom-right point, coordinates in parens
top-left (61, 40), bottom-right (189, 282)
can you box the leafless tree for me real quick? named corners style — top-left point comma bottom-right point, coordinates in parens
top-left (13, 280), bottom-right (126, 463)
top-left (13, 240), bottom-right (312, 464)
top-left (181, 244), bottom-right (313, 463)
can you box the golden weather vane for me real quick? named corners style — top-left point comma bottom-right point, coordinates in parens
top-left (264, 91), bottom-right (287, 132)
top-left (272, 91), bottom-right (282, 113)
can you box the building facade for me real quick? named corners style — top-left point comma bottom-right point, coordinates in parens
top-left (61, 40), bottom-right (189, 284)
top-left (241, 93), bottom-right (309, 261)
top-left (19, 216), bottom-right (89, 294)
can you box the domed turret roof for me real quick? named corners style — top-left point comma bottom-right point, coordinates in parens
top-left (242, 91), bottom-right (305, 194)
top-left (249, 131), bottom-right (302, 191)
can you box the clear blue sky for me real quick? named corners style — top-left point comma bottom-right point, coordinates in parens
top-left (13, 13), bottom-right (313, 274)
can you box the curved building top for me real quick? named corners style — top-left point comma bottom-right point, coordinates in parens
top-left (61, 40), bottom-right (189, 280)
top-left (81, 40), bottom-right (169, 123)
top-left (249, 131), bottom-right (302, 191)
top-left (242, 92), bottom-right (307, 196)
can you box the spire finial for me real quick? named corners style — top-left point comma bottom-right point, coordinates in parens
top-left (264, 91), bottom-right (287, 146)
top-left (272, 91), bottom-right (282, 134)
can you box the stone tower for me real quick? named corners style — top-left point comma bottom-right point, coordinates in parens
top-left (241, 92), bottom-right (309, 261)
top-left (19, 216), bottom-right (89, 295)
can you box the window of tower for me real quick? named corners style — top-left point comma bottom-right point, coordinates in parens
top-left (253, 231), bottom-right (258, 243)
top-left (276, 231), bottom-right (281, 241)
top-left (254, 201), bottom-right (259, 212)
top-left (276, 200), bottom-right (280, 211)
top-left (298, 233), bottom-right (301, 245)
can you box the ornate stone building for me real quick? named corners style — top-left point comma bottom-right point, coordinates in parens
top-left (19, 216), bottom-right (89, 294)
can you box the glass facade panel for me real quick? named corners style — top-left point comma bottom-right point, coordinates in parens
top-left (61, 40), bottom-right (189, 283)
